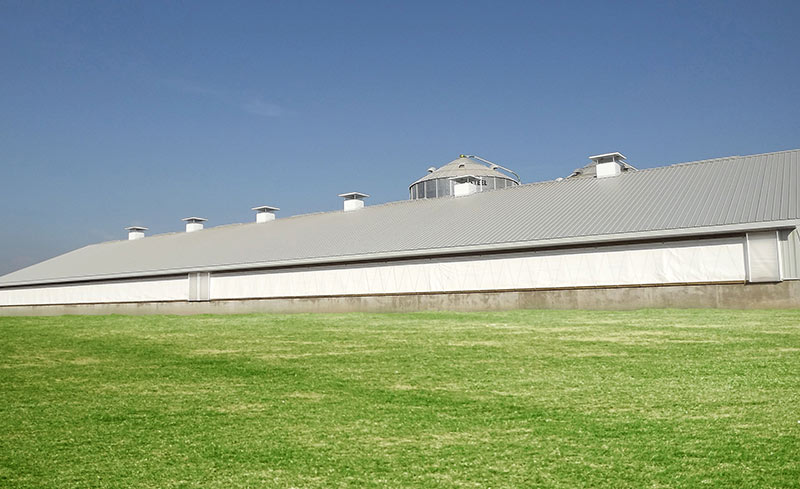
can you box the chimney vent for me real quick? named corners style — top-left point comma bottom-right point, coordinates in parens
top-left (450, 175), bottom-right (485, 197)
top-left (182, 217), bottom-right (207, 232)
top-left (125, 226), bottom-right (148, 240)
top-left (338, 192), bottom-right (369, 212)
top-left (252, 205), bottom-right (279, 223)
top-left (589, 152), bottom-right (627, 179)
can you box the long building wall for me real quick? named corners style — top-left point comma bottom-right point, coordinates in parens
top-left (1, 282), bottom-right (798, 316)
top-left (0, 237), bottom-right (748, 307)
top-left (211, 237), bottom-right (746, 299)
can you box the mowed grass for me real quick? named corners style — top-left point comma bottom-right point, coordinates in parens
top-left (1, 310), bottom-right (799, 488)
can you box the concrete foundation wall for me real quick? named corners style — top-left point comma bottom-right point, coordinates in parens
top-left (1, 281), bottom-right (797, 316)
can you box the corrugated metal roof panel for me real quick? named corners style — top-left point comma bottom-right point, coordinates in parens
top-left (1, 149), bottom-right (798, 287)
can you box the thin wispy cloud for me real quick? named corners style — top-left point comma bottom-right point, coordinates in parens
top-left (161, 78), bottom-right (285, 118)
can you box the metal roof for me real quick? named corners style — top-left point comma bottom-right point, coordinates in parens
top-left (411, 157), bottom-right (516, 186)
top-left (2, 149), bottom-right (799, 287)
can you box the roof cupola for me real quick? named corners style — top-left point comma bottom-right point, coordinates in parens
top-left (182, 217), bottom-right (207, 233)
top-left (125, 226), bottom-right (147, 240)
top-left (409, 155), bottom-right (520, 199)
top-left (252, 205), bottom-right (279, 223)
top-left (339, 192), bottom-right (369, 211)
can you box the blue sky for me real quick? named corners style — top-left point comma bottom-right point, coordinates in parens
top-left (1, 0), bottom-right (798, 275)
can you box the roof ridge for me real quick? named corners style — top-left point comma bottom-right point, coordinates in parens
top-left (740, 148), bottom-right (800, 157)
top-left (637, 148), bottom-right (800, 173)
top-left (636, 155), bottom-right (740, 172)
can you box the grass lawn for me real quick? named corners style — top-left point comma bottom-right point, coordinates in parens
top-left (1, 309), bottom-right (799, 488)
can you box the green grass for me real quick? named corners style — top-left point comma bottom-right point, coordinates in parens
top-left (1, 310), bottom-right (799, 488)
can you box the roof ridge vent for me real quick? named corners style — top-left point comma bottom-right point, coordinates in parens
top-left (589, 152), bottom-right (626, 179)
top-left (338, 192), bottom-right (369, 212)
top-left (450, 175), bottom-right (485, 197)
top-left (125, 226), bottom-right (148, 240)
top-left (182, 217), bottom-right (207, 232)
top-left (252, 205), bottom-right (279, 223)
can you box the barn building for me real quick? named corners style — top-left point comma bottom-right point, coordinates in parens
top-left (1, 149), bottom-right (798, 315)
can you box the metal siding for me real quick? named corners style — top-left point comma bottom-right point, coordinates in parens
top-left (1, 149), bottom-right (799, 287)
top-left (779, 228), bottom-right (800, 280)
top-left (188, 273), bottom-right (199, 301)
top-left (199, 273), bottom-right (210, 301)
top-left (746, 231), bottom-right (781, 282)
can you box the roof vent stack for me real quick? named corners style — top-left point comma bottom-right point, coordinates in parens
top-left (182, 217), bottom-right (207, 232)
top-left (590, 152), bottom-right (627, 179)
top-left (125, 226), bottom-right (147, 240)
top-left (338, 192), bottom-right (369, 212)
top-left (252, 205), bottom-right (279, 223)
top-left (451, 175), bottom-right (484, 197)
